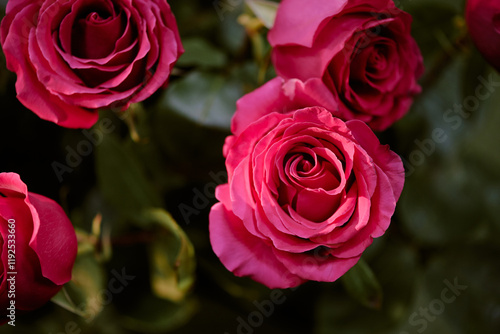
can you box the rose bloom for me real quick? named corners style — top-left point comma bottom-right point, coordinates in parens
top-left (466, 0), bottom-right (500, 72)
top-left (0, 0), bottom-right (183, 128)
top-left (209, 105), bottom-right (404, 289)
top-left (0, 173), bottom-right (77, 324)
top-left (268, 0), bottom-right (424, 131)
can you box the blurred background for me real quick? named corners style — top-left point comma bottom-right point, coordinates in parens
top-left (1, 0), bottom-right (499, 333)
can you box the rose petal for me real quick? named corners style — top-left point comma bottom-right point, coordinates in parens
top-left (210, 186), bottom-right (305, 289)
top-left (232, 77), bottom-right (288, 136)
top-left (328, 164), bottom-right (396, 258)
top-left (0, 175), bottom-right (66, 311)
top-left (72, 6), bottom-right (125, 59)
top-left (347, 120), bottom-right (404, 199)
top-left (271, 14), bottom-right (374, 79)
top-left (28, 193), bottom-right (77, 285)
top-left (273, 246), bottom-right (360, 283)
top-left (1, 6), bottom-right (98, 128)
top-left (268, 0), bottom-right (349, 47)
top-left (0, 197), bottom-right (61, 311)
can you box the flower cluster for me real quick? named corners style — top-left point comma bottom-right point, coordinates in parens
top-left (0, 0), bottom-right (498, 321)
top-left (0, 0), bottom-right (182, 322)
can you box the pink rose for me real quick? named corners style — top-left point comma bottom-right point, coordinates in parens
top-left (466, 0), bottom-right (500, 72)
top-left (268, 0), bottom-right (424, 131)
top-left (210, 107), bottom-right (404, 289)
top-left (0, 173), bottom-right (77, 324)
top-left (0, 0), bottom-right (183, 128)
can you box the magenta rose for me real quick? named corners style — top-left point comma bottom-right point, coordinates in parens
top-left (466, 0), bottom-right (500, 72)
top-left (0, 0), bottom-right (183, 128)
top-left (268, 0), bottom-right (424, 131)
top-left (209, 107), bottom-right (404, 289)
top-left (0, 173), bottom-right (77, 324)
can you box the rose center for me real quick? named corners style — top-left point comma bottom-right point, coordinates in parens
top-left (284, 151), bottom-right (343, 191)
top-left (283, 153), bottom-right (344, 222)
top-left (86, 11), bottom-right (112, 23)
top-left (297, 155), bottom-right (315, 174)
top-left (367, 45), bottom-right (387, 72)
top-left (70, 1), bottom-right (127, 60)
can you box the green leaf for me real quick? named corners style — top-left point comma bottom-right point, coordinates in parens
top-left (398, 155), bottom-right (486, 245)
top-left (398, 0), bottom-right (465, 15)
top-left (462, 70), bottom-right (500, 173)
top-left (462, 47), bottom-right (490, 101)
top-left (395, 55), bottom-right (490, 246)
top-left (51, 286), bottom-right (86, 318)
top-left (341, 259), bottom-right (383, 310)
top-left (161, 71), bottom-right (242, 130)
top-left (176, 38), bottom-right (228, 69)
top-left (51, 253), bottom-right (106, 320)
top-left (317, 243), bottom-right (419, 334)
top-left (404, 1), bottom-right (462, 74)
top-left (120, 295), bottom-right (198, 333)
top-left (140, 208), bottom-right (196, 302)
top-left (95, 133), bottom-right (162, 217)
top-left (420, 245), bottom-right (500, 334)
top-left (217, 6), bottom-right (247, 55)
top-left (388, 245), bottom-right (500, 334)
top-left (245, 0), bottom-right (279, 29)
top-left (460, 70), bottom-right (500, 235)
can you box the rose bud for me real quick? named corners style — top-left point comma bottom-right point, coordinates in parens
top-left (465, 0), bottom-right (500, 72)
top-left (0, 173), bottom-right (77, 324)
